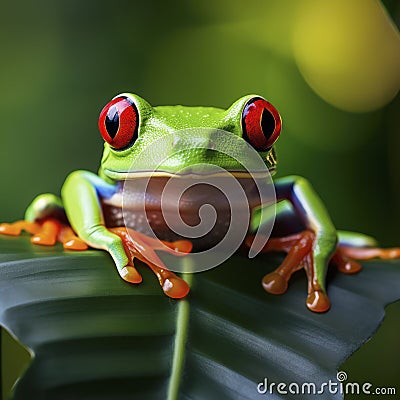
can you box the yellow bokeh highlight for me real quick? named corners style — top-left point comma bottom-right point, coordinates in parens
top-left (293, 0), bottom-right (400, 112)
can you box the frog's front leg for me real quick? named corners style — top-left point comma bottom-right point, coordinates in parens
top-left (254, 175), bottom-right (338, 313)
top-left (62, 171), bottom-right (191, 298)
top-left (249, 179), bottom-right (400, 312)
top-left (61, 171), bottom-right (132, 274)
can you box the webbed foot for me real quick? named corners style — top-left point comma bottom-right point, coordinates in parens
top-left (247, 230), bottom-right (331, 313)
top-left (109, 227), bottom-right (192, 299)
top-left (331, 243), bottom-right (400, 277)
top-left (246, 231), bottom-right (400, 313)
top-left (335, 245), bottom-right (400, 261)
top-left (0, 219), bottom-right (88, 250)
top-left (0, 220), bottom-right (192, 298)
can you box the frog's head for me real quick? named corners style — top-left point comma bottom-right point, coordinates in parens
top-left (98, 93), bottom-right (281, 181)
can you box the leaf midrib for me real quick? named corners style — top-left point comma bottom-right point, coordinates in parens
top-left (167, 274), bottom-right (193, 400)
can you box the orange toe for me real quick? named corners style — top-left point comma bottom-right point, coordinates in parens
top-left (63, 239), bottom-right (88, 251)
top-left (306, 290), bottom-right (330, 313)
top-left (262, 272), bottom-right (288, 294)
top-left (120, 265), bottom-right (143, 284)
top-left (337, 258), bottom-right (362, 274)
top-left (31, 234), bottom-right (56, 246)
top-left (162, 277), bottom-right (190, 299)
top-left (162, 240), bottom-right (193, 254)
top-left (0, 223), bottom-right (22, 236)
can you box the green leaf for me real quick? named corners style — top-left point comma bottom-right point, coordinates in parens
top-left (0, 235), bottom-right (399, 400)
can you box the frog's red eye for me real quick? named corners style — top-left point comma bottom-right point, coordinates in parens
top-left (98, 96), bottom-right (138, 150)
top-left (242, 97), bottom-right (281, 151)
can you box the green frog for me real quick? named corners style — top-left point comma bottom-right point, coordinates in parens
top-left (2, 93), bottom-right (399, 312)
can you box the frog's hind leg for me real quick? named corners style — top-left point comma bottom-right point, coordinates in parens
top-left (0, 193), bottom-right (87, 250)
top-left (0, 220), bottom-right (41, 236)
top-left (23, 193), bottom-right (65, 221)
top-left (0, 193), bottom-right (62, 244)
top-left (110, 227), bottom-right (191, 299)
top-left (337, 231), bottom-right (378, 248)
top-left (1, 217), bottom-right (61, 246)
top-left (332, 231), bottom-right (400, 273)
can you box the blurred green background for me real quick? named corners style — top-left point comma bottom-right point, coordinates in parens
top-left (0, 0), bottom-right (399, 398)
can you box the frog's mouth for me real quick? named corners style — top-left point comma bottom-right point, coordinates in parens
top-left (103, 143), bottom-right (277, 181)
top-left (103, 168), bottom-right (274, 181)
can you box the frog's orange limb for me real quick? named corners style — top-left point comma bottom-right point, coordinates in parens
top-left (57, 225), bottom-right (88, 250)
top-left (142, 258), bottom-right (190, 299)
top-left (110, 227), bottom-right (190, 299)
top-left (330, 244), bottom-right (400, 275)
top-left (0, 220), bottom-right (41, 236)
top-left (160, 240), bottom-right (193, 254)
top-left (1, 219), bottom-right (61, 246)
top-left (0, 219), bottom-right (61, 246)
top-left (247, 230), bottom-right (400, 312)
top-left (128, 230), bottom-right (192, 256)
top-left (331, 248), bottom-right (362, 274)
top-left (30, 219), bottom-right (60, 245)
top-left (0, 219), bottom-right (90, 251)
top-left (337, 245), bottom-right (400, 260)
top-left (260, 231), bottom-right (315, 294)
top-left (246, 230), bottom-right (331, 313)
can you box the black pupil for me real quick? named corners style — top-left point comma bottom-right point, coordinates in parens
top-left (261, 108), bottom-right (275, 138)
top-left (105, 105), bottom-right (119, 139)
